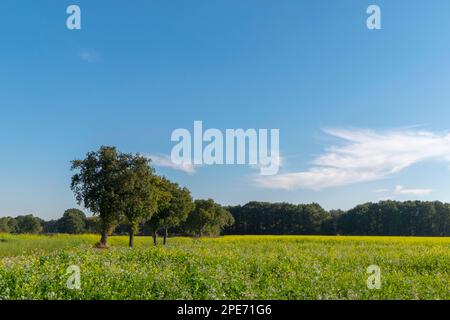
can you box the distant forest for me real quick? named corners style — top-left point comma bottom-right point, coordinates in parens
top-left (225, 201), bottom-right (450, 237)
top-left (2, 200), bottom-right (450, 237)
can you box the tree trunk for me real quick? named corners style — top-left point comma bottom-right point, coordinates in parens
top-left (163, 227), bottom-right (168, 245)
top-left (152, 230), bottom-right (157, 246)
top-left (129, 230), bottom-right (134, 248)
top-left (99, 229), bottom-right (108, 247)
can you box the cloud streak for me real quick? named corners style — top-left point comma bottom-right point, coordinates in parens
top-left (393, 185), bottom-right (432, 196)
top-left (146, 154), bottom-right (196, 174)
top-left (255, 128), bottom-right (450, 190)
top-left (79, 49), bottom-right (100, 63)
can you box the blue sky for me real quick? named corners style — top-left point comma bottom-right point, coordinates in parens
top-left (2, 0), bottom-right (450, 219)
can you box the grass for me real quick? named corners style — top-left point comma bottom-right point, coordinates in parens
top-left (0, 233), bottom-right (154, 257)
top-left (0, 234), bottom-right (449, 300)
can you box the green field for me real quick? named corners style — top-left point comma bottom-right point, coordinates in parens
top-left (0, 234), bottom-right (449, 300)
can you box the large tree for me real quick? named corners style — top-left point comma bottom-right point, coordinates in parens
top-left (184, 199), bottom-right (234, 237)
top-left (57, 209), bottom-right (86, 234)
top-left (15, 215), bottom-right (43, 234)
top-left (119, 155), bottom-right (158, 247)
top-left (0, 217), bottom-right (17, 233)
top-left (147, 177), bottom-right (194, 245)
top-left (71, 146), bottom-right (130, 247)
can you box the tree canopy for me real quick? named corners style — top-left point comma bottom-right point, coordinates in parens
top-left (71, 146), bottom-right (133, 246)
top-left (119, 154), bottom-right (159, 247)
top-left (147, 176), bottom-right (194, 245)
top-left (184, 199), bottom-right (234, 237)
top-left (14, 215), bottom-right (43, 234)
top-left (57, 209), bottom-right (86, 234)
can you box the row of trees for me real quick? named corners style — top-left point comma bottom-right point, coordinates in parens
top-left (43, 209), bottom-right (100, 234)
top-left (225, 202), bottom-right (331, 235)
top-left (335, 201), bottom-right (450, 236)
top-left (0, 201), bottom-right (234, 239)
top-left (70, 146), bottom-right (233, 247)
top-left (0, 215), bottom-right (44, 234)
top-left (3, 200), bottom-right (450, 237)
top-left (224, 200), bottom-right (450, 236)
top-left (0, 210), bottom-right (106, 235)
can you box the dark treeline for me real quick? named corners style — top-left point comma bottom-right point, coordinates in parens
top-left (225, 202), bottom-right (330, 235)
top-left (3, 200), bottom-right (450, 237)
top-left (224, 200), bottom-right (450, 236)
top-left (0, 210), bottom-right (100, 235)
top-left (0, 203), bottom-right (234, 239)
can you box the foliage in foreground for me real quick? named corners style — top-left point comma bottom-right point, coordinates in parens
top-left (0, 235), bottom-right (449, 300)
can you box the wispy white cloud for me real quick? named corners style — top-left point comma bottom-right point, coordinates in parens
top-left (375, 185), bottom-right (432, 200)
top-left (79, 49), bottom-right (100, 63)
top-left (393, 185), bottom-right (432, 196)
top-left (255, 128), bottom-right (450, 190)
top-left (250, 154), bottom-right (284, 171)
top-left (146, 154), bottom-right (196, 174)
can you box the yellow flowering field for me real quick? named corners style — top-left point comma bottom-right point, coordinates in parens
top-left (0, 234), bottom-right (449, 299)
